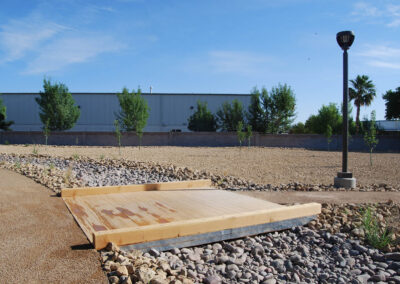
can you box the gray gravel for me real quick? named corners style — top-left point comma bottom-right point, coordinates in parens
top-left (154, 227), bottom-right (400, 283)
top-left (0, 154), bottom-right (178, 186)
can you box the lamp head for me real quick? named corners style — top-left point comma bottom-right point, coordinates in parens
top-left (336, 31), bottom-right (355, 50)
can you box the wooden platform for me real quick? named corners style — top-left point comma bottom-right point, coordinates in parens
top-left (61, 180), bottom-right (321, 250)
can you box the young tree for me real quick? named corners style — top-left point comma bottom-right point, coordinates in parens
top-left (0, 96), bottom-right (13, 131)
top-left (236, 121), bottom-right (246, 148)
top-left (35, 79), bottom-right (80, 131)
top-left (216, 99), bottom-right (245, 131)
top-left (187, 101), bottom-right (217, 131)
top-left (246, 87), bottom-right (266, 132)
top-left (364, 111), bottom-right (379, 166)
top-left (116, 87), bottom-right (149, 148)
top-left (114, 119), bottom-right (122, 154)
top-left (349, 75), bottom-right (376, 133)
top-left (325, 125), bottom-right (333, 151)
top-left (382, 87), bottom-right (400, 120)
top-left (43, 119), bottom-right (50, 145)
top-left (245, 125), bottom-right (253, 147)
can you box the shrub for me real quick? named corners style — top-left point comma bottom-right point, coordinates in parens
top-left (35, 79), bottom-right (80, 131)
top-left (187, 101), bottom-right (217, 131)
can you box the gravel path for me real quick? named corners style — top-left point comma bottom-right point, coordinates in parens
top-left (0, 169), bottom-right (107, 283)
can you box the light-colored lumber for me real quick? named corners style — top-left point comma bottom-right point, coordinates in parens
top-left (61, 179), bottom-right (213, 197)
top-left (93, 202), bottom-right (321, 249)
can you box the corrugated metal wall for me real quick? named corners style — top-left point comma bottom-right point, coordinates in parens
top-left (1, 93), bottom-right (251, 132)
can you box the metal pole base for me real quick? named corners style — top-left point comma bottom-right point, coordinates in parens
top-left (334, 172), bottom-right (356, 188)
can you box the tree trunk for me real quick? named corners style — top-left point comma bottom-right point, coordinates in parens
top-left (356, 105), bottom-right (361, 134)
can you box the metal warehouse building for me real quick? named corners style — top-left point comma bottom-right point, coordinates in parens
top-left (1, 93), bottom-right (251, 132)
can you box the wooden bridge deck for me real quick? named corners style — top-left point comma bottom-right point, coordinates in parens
top-left (61, 180), bottom-right (321, 250)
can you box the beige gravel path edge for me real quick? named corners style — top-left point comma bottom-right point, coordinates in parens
top-left (0, 169), bottom-right (107, 283)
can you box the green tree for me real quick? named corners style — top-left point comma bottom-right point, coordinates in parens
top-left (349, 75), bottom-right (376, 133)
top-left (382, 87), bottom-right (400, 120)
top-left (364, 110), bottom-right (379, 166)
top-left (35, 79), bottom-right (80, 131)
top-left (0, 96), bottom-right (13, 131)
top-left (305, 103), bottom-right (342, 134)
top-left (246, 87), bottom-right (266, 132)
top-left (116, 87), bottom-right (149, 148)
top-left (251, 84), bottom-right (296, 133)
top-left (267, 84), bottom-right (296, 133)
top-left (289, 122), bottom-right (308, 134)
top-left (187, 101), bottom-right (217, 131)
top-left (216, 99), bottom-right (245, 131)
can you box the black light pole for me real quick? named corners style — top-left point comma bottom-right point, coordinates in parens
top-left (334, 31), bottom-right (356, 188)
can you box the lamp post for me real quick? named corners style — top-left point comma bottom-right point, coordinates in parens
top-left (334, 31), bottom-right (356, 189)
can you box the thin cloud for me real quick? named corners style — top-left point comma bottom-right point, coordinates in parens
top-left (357, 44), bottom-right (400, 69)
top-left (0, 9), bottom-right (125, 74)
top-left (351, 1), bottom-right (400, 27)
top-left (0, 17), bottom-right (67, 62)
top-left (24, 35), bottom-right (125, 74)
top-left (208, 51), bottom-right (272, 75)
top-left (352, 2), bottom-right (381, 17)
top-left (368, 60), bottom-right (400, 69)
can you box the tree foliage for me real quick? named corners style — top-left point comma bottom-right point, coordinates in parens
top-left (0, 96), bottom-right (13, 131)
top-left (187, 101), bottom-right (217, 132)
top-left (383, 87), bottom-right (400, 120)
top-left (349, 75), bottom-right (376, 133)
top-left (116, 87), bottom-right (149, 145)
top-left (246, 88), bottom-right (266, 132)
top-left (289, 122), bottom-right (308, 134)
top-left (35, 79), bottom-right (80, 131)
top-left (249, 84), bottom-right (296, 133)
top-left (216, 99), bottom-right (245, 131)
top-left (305, 103), bottom-right (342, 134)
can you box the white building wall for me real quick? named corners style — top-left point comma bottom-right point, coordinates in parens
top-left (1, 93), bottom-right (251, 132)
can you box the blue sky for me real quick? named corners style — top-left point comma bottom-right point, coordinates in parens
top-left (0, 0), bottom-right (399, 123)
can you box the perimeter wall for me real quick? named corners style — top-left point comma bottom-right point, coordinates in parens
top-left (0, 132), bottom-right (399, 152)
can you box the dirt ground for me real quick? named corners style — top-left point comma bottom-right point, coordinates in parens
top-left (0, 145), bottom-right (399, 187)
top-left (0, 168), bottom-right (107, 283)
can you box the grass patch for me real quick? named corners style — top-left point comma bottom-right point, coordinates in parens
top-left (362, 206), bottom-right (394, 250)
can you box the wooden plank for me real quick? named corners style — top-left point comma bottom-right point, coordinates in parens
top-left (61, 179), bottom-right (213, 197)
top-left (120, 216), bottom-right (316, 252)
top-left (93, 202), bottom-right (321, 249)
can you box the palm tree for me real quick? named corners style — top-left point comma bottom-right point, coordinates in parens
top-left (349, 75), bottom-right (376, 134)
